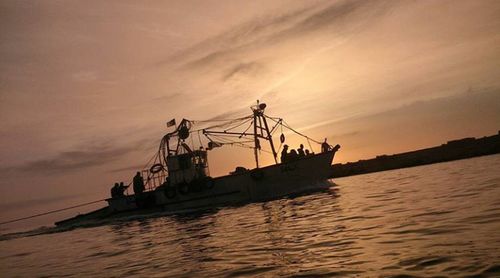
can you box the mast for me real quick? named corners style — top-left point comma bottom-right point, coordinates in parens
top-left (251, 101), bottom-right (278, 168)
top-left (202, 101), bottom-right (281, 169)
top-left (253, 103), bottom-right (260, 168)
top-left (253, 110), bottom-right (260, 168)
top-left (262, 115), bottom-right (278, 164)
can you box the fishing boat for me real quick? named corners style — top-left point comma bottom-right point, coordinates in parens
top-left (55, 102), bottom-right (340, 226)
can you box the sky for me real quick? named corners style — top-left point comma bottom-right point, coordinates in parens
top-left (0, 0), bottom-right (499, 228)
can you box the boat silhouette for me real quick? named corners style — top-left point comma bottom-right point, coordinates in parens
top-left (55, 102), bottom-right (340, 226)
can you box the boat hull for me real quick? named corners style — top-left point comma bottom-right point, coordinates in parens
top-left (109, 150), bottom-right (336, 212)
top-left (56, 150), bottom-right (336, 226)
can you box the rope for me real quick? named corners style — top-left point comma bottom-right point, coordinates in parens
top-left (0, 199), bottom-right (106, 226)
top-left (190, 131), bottom-right (195, 150)
top-left (307, 138), bottom-right (314, 153)
top-left (240, 119), bottom-right (254, 138)
top-left (190, 116), bottom-right (253, 132)
top-left (281, 119), bottom-right (322, 145)
top-left (224, 117), bottom-right (253, 132)
top-left (190, 115), bottom-right (251, 124)
top-left (197, 130), bottom-right (203, 147)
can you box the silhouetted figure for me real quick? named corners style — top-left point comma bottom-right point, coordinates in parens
top-left (297, 144), bottom-right (305, 157)
top-left (305, 149), bottom-right (310, 156)
top-left (133, 172), bottom-right (145, 195)
top-left (281, 144), bottom-right (289, 163)
top-left (321, 138), bottom-right (331, 153)
top-left (117, 182), bottom-right (128, 197)
top-left (111, 183), bottom-right (119, 198)
top-left (289, 149), bottom-right (298, 161)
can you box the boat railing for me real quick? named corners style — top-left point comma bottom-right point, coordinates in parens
top-left (121, 168), bottom-right (168, 196)
top-left (144, 169), bottom-right (167, 192)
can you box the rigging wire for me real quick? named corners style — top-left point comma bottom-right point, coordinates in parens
top-left (197, 130), bottom-right (203, 147)
top-left (224, 117), bottom-right (253, 132)
top-left (307, 138), bottom-right (314, 154)
top-left (240, 119), bottom-right (254, 138)
top-left (190, 116), bottom-right (250, 123)
top-left (207, 133), bottom-right (250, 145)
top-left (189, 116), bottom-right (253, 132)
top-left (282, 120), bottom-right (322, 145)
top-left (269, 118), bottom-right (282, 135)
top-left (196, 113), bottom-right (322, 156)
top-left (190, 131), bottom-right (195, 149)
top-left (0, 199), bottom-right (106, 226)
top-left (266, 116), bottom-right (322, 145)
top-left (204, 132), bottom-right (269, 152)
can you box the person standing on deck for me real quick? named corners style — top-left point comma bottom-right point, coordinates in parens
top-left (297, 144), bottom-right (306, 157)
top-left (281, 144), bottom-right (289, 163)
top-left (133, 172), bottom-right (145, 195)
top-left (110, 183), bottom-right (119, 198)
top-left (321, 138), bottom-right (331, 153)
top-left (117, 182), bottom-right (128, 197)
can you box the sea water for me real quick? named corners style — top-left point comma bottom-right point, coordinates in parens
top-left (1, 154), bottom-right (499, 277)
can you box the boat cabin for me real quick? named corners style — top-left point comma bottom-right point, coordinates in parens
top-left (167, 149), bottom-right (209, 185)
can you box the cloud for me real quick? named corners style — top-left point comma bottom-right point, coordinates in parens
top-left (71, 71), bottom-right (98, 82)
top-left (221, 62), bottom-right (264, 81)
top-left (150, 92), bottom-right (182, 102)
top-left (330, 130), bottom-right (360, 138)
top-left (1, 140), bottom-right (141, 175)
top-left (0, 194), bottom-right (82, 211)
top-left (200, 107), bottom-right (251, 122)
top-left (159, 4), bottom-right (317, 68)
top-left (350, 88), bottom-right (500, 124)
top-left (269, 0), bottom-right (388, 41)
top-left (175, 0), bottom-right (390, 70)
top-left (144, 0), bottom-right (397, 121)
top-left (108, 164), bottom-right (146, 173)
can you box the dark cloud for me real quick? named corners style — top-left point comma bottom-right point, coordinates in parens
top-left (150, 92), bottom-right (182, 102)
top-left (183, 49), bottom-right (229, 69)
top-left (178, 0), bottom-right (390, 69)
top-left (201, 107), bottom-right (250, 123)
top-left (0, 194), bottom-right (82, 211)
top-left (1, 142), bottom-right (139, 176)
top-left (108, 164), bottom-right (146, 173)
top-left (222, 62), bottom-right (263, 81)
top-left (277, 0), bottom-right (388, 37)
top-left (162, 4), bottom-right (317, 68)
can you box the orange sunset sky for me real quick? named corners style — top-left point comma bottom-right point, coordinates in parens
top-left (1, 0), bottom-right (499, 226)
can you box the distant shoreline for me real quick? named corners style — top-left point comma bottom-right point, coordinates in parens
top-left (331, 131), bottom-right (500, 178)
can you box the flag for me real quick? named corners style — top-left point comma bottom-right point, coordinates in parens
top-left (166, 119), bottom-right (176, 127)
